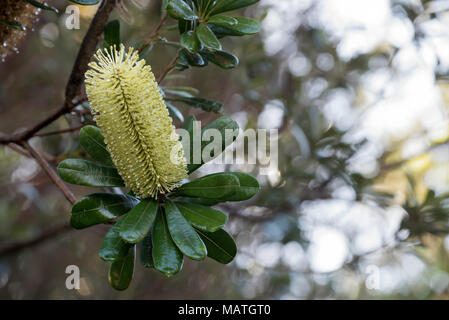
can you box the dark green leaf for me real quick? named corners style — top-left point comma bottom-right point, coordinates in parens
top-left (152, 210), bottom-right (184, 276)
top-left (208, 17), bottom-right (260, 37)
top-left (70, 193), bottom-right (138, 229)
top-left (99, 219), bottom-right (132, 262)
top-left (164, 200), bottom-right (207, 260)
top-left (210, 0), bottom-right (260, 15)
top-left (196, 228), bottom-right (237, 264)
top-left (69, 0), bottom-right (100, 5)
top-left (140, 231), bottom-right (154, 268)
top-left (173, 196), bottom-right (222, 206)
top-left (201, 50), bottom-right (239, 69)
top-left (225, 172), bottom-right (260, 201)
top-left (119, 199), bottom-right (158, 244)
top-left (57, 159), bottom-right (124, 187)
top-left (165, 97), bottom-right (222, 112)
top-left (79, 125), bottom-right (114, 166)
top-left (167, 0), bottom-right (198, 20)
top-left (25, 0), bottom-right (59, 13)
top-left (187, 116), bottom-right (239, 173)
top-left (104, 20), bottom-right (120, 47)
top-left (108, 245), bottom-right (135, 291)
top-left (196, 24), bottom-right (222, 51)
top-left (179, 48), bottom-right (208, 67)
top-left (175, 202), bottom-right (227, 232)
top-left (207, 15), bottom-right (237, 26)
top-left (0, 20), bottom-right (25, 31)
top-left (180, 31), bottom-right (200, 52)
top-left (177, 172), bottom-right (240, 199)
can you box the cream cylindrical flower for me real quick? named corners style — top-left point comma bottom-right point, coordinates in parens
top-left (85, 45), bottom-right (187, 199)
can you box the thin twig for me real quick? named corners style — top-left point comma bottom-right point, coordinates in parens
top-left (34, 122), bottom-right (94, 137)
top-left (157, 54), bottom-right (179, 84)
top-left (138, 12), bottom-right (168, 54)
top-left (21, 141), bottom-right (77, 205)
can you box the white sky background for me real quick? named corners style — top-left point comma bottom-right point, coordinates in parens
top-left (238, 0), bottom-right (449, 297)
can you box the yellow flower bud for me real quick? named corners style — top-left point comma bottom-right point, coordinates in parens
top-left (85, 45), bottom-right (187, 199)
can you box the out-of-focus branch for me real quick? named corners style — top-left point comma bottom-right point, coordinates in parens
top-left (157, 54), bottom-right (178, 84)
top-left (21, 141), bottom-right (77, 205)
top-left (34, 121), bottom-right (95, 137)
top-left (0, 222), bottom-right (72, 257)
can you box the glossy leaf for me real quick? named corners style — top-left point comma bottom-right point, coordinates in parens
top-left (225, 172), bottom-right (260, 201)
top-left (99, 219), bottom-right (132, 262)
top-left (207, 15), bottom-right (238, 26)
top-left (175, 202), bottom-right (227, 232)
top-left (79, 125), bottom-right (114, 166)
top-left (196, 228), bottom-right (237, 264)
top-left (119, 199), bottom-right (158, 244)
top-left (165, 97), bottom-right (221, 113)
top-left (152, 210), bottom-right (184, 276)
top-left (210, 0), bottom-right (260, 15)
top-left (104, 20), bottom-right (120, 47)
top-left (164, 200), bottom-right (207, 260)
top-left (163, 86), bottom-right (199, 98)
top-left (25, 0), bottom-right (59, 13)
top-left (178, 49), bottom-right (208, 67)
top-left (108, 245), bottom-right (135, 291)
top-left (69, 0), bottom-right (100, 5)
top-left (197, 24), bottom-right (222, 51)
top-left (187, 116), bottom-right (239, 173)
top-left (174, 196), bottom-right (222, 206)
top-left (70, 193), bottom-right (139, 229)
top-left (140, 231), bottom-right (154, 268)
top-left (209, 17), bottom-right (260, 37)
top-left (177, 172), bottom-right (240, 199)
top-left (201, 50), bottom-right (239, 69)
top-left (180, 30), bottom-right (200, 52)
top-left (167, 0), bottom-right (197, 20)
top-left (58, 159), bottom-right (124, 187)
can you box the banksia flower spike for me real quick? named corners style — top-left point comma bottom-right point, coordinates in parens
top-left (85, 45), bottom-right (187, 199)
top-left (0, 0), bottom-right (40, 62)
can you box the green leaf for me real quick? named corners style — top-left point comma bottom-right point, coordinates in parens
top-left (210, 0), bottom-right (260, 15)
top-left (57, 159), bottom-right (124, 187)
top-left (196, 24), bottom-right (222, 51)
top-left (173, 197), bottom-right (222, 206)
top-left (207, 15), bottom-right (237, 26)
top-left (25, 0), bottom-right (59, 13)
top-left (69, 0), bottom-right (100, 5)
top-left (140, 231), bottom-right (154, 268)
top-left (0, 20), bottom-right (25, 31)
top-left (152, 209), bottom-right (184, 276)
top-left (187, 116), bottom-right (239, 173)
top-left (225, 172), bottom-right (260, 201)
top-left (208, 17), bottom-right (260, 37)
top-left (167, 0), bottom-right (198, 20)
top-left (166, 103), bottom-right (185, 122)
top-left (99, 219), bottom-right (132, 262)
top-left (196, 228), bottom-right (237, 264)
top-left (104, 20), bottom-right (120, 48)
top-left (119, 199), bottom-right (158, 244)
top-left (70, 193), bottom-right (138, 229)
top-left (164, 200), bottom-right (207, 260)
top-left (79, 125), bottom-right (114, 166)
top-left (178, 48), bottom-right (208, 67)
top-left (180, 31), bottom-right (201, 52)
top-left (201, 50), bottom-right (239, 69)
top-left (108, 245), bottom-right (135, 291)
top-left (165, 97), bottom-right (222, 113)
top-left (177, 172), bottom-right (240, 199)
top-left (175, 202), bottom-right (227, 232)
